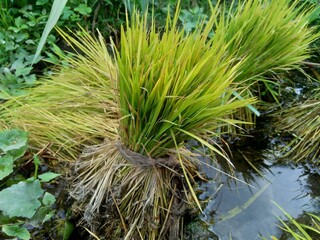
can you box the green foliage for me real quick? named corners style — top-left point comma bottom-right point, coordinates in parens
top-left (0, 129), bottom-right (60, 240)
top-left (265, 202), bottom-right (320, 240)
top-left (0, 2), bottom-right (60, 99)
top-left (0, 0), bottom-right (111, 99)
top-left (2, 224), bottom-right (30, 240)
top-left (0, 129), bottom-right (28, 152)
top-left (0, 130), bottom-right (28, 180)
top-left (0, 29), bottom-right (118, 160)
top-left (116, 10), bottom-right (253, 159)
top-left (33, 0), bottom-right (68, 64)
top-left (299, 0), bottom-right (320, 23)
top-left (218, 0), bottom-right (317, 93)
top-left (38, 172), bottom-right (61, 182)
top-left (0, 180), bottom-right (44, 218)
top-left (179, 6), bottom-right (208, 33)
top-left (33, 0), bottom-right (127, 64)
top-left (275, 98), bottom-right (320, 164)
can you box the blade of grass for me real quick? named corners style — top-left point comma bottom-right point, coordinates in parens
top-left (32, 0), bottom-right (68, 63)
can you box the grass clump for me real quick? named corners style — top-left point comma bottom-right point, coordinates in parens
top-left (220, 0), bottom-right (317, 84)
top-left (274, 91), bottom-right (320, 164)
top-left (71, 7), bottom-right (255, 238)
top-left (215, 0), bottom-right (319, 131)
top-left (0, 29), bottom-right (118, 160)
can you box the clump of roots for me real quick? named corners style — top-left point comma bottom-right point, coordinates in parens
top-left (70, 139), bottom-right (199, 239)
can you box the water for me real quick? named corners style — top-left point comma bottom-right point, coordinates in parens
top-left (185, 74), bottom-right (320, 239)
top-left (189, 146), bottom-right (320, 240)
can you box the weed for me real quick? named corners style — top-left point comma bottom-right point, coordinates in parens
top-left (0, 129), bottom-right (61, 240)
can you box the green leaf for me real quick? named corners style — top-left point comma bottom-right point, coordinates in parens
top-left (15, 67), bottom-right (33, 77)
top-left (8, 145), bottom-right (28, 160)
top-left (29, 206), bottom-right (53, 226)
top-left (26, 39), bottom-right (35, 45)
top-left (43, 210), bottom-right (55, 223)
top-left (38, 172), bottom-right (61, 182)
top-left (33, 0), bottom-right (68, 64)
top-left (63, 220), bottom-right (75, 240)
top-left (36, 0), bottom-right (49, 5)
top-left (14, 32), bottom-right (29, 42)
top-left (42, 192), bottom-right (56, 205)
top-left (74, 4), bottom-right (92, 15)
top-left (11, 58), bottom-right (26, 70)
top-left (0, 154), bottom-right (14, 180)
top-left (5, 41), bottom-right (17, 51)
top-left (0, 180), bottom-right (44, 218)
top-left (14, 17), bottom-right (24, 28)
top-left (24, 74), bottom-right (37, 84)
top-left (0, 129), bottom-right (28, 152)
top-left (42, 211), bottom-right (55, 223)
top-left (232, 91), bottom-right (261, 117)
top-left (2, 224), bottom-right (30, 240)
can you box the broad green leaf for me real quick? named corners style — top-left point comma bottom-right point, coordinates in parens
top-left (2, 224), bottom-right (30, 240)
top-left (24, 74), bottom-right (37, 84)
top-left (8, 145), bottom-right (28, 159)
top-left (0, 129), bottom-right (28, 152)
top-left (42, 192), bottom-right (56, 205)
top-left (11, 58), bottom-right (26, 70)
top-left (0, 154), bottom-right (14, 180)
top-left (74, 4), bottom-right (92, 15)
top-left (32, 0), bottom-right (68, 63)
top-left (15, 67), bottom-right (33, 77)
top-left (38, 172), bottom-right (61, 182)
top-left (0, 180), bottom-right (44, 218)
top-left (36, 0), bottom-right (50, 5)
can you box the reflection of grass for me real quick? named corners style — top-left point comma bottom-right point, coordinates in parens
top-left (266, 202), bottom-right (320, 240)
top-left (218, 182), bottom-right (270, 223)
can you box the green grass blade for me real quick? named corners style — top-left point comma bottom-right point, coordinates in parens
top-left (32, 0), bottom-right (68, 64)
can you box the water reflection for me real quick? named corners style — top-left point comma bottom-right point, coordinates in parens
top-left (191, 146), bottom-right (320, 240)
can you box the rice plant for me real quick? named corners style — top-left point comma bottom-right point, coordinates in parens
top-left (70, 7), bottom-right (256, 238)
top-left (215, 0), bottom-right (319, 132)
top-left (221, 0), bottom-right (317, 84)
top-left (0, 29), bottom-right (118, 160)
top-left (274, 90), bottom-right (320, 165)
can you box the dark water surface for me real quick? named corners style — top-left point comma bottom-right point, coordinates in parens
top-left (202, 165), bottom-right (318, 239)
top-left (187, 145), bottom-right (320, 240)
